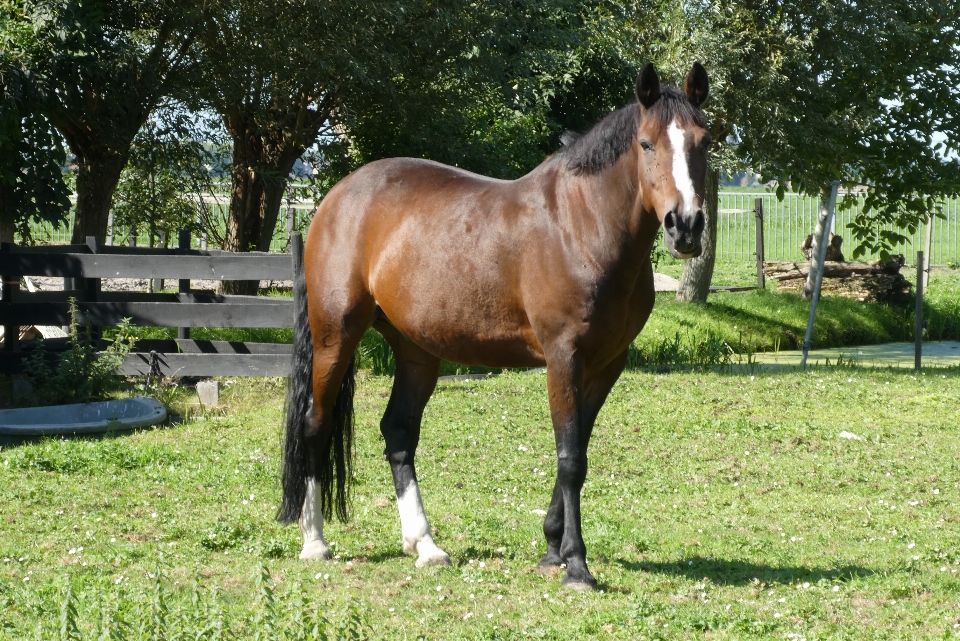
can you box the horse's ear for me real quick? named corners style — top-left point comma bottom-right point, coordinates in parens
top-left (635, 63), bottom-right (661, 109)
top-left (684, 62), bottom-right (709, 107)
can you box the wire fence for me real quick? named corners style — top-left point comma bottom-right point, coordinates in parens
top-left (22, 188), bottom-right (960, 266)
top-left (717, 192), bottom-right (960, 266)
top-left (25, 183), bottom-right (317, 252)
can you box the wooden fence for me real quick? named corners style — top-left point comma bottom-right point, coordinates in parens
top-left (0, 231), bottom-right (300, 378)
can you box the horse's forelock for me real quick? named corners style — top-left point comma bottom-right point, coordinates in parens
top-left (645, 87), bottom-right (708, 131)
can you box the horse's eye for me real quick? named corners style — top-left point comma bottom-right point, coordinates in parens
top-left (640, 140), bottom-right (654, 152)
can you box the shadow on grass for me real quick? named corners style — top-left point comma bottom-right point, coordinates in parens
top-left (616, 556), bottom-right (875, 586)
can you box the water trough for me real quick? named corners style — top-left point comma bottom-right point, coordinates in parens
top-left (0, 397), bottom-right (166, 437)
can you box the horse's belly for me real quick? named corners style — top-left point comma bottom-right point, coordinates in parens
top-left (376, 294), bottom-right (545, 368)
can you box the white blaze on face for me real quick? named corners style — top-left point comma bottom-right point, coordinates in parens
top-left (667, 119), bottom-right (696, 214)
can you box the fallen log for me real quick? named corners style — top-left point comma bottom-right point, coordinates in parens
top-left (763, 255), bottom-right (905, 281)
top-left (764, 255), bottom-right (910, 305)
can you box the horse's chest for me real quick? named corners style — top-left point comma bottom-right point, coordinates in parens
top-left (581, 270), bottom-right (655, 354)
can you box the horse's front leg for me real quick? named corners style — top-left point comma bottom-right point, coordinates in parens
top-left (541, 350), bottom-right (596, 589)
top-left (541, 349), bottom-right (628, 590)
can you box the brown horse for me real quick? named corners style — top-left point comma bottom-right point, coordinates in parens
top-left (278, 62), bottom-right (710, 590)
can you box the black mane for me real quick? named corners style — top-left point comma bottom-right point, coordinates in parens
top-left (560, 87), bottom-right (707, 176)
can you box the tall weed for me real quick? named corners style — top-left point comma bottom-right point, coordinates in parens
top-left (22, 299), bottom-right (137, 406)
top-left (36, 570), bottom-right (368, 640)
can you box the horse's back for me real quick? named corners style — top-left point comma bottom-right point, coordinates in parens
top-left (304, 158), bottom-right (556, 366)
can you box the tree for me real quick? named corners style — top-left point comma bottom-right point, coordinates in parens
top-left (0, 6), bottom-right (71, 244)
top-left (632, 0), bottom-right (960, 302)
top-left (111, 109), bottom-right (215, 248)
top-left (709, 1), bottom-right (960, 258)
top-left (20, 0), bottom-right (209, 244)
top-left (199, 0), bottom-right (597, 293)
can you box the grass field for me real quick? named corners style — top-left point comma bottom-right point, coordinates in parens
top-left (4, 366), bottom-right (960, 639)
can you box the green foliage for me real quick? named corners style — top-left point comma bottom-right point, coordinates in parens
top-left (19, 0), bottom-right (209, 242)
top-left (686, 1), bottom-right (960, 258)
top-left (22, 300), bottom-right (137, 406)
top-left (0, 24), bottom-right (72, 241)
top-left (112, 108), bottom-right (217, 245)
top-left (356, 329), bottom-right (396, 377)
top-left (627, 329), bottom-right (734, 370)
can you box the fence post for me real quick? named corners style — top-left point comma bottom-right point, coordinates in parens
top-left (286, 186), bottom-right (296, 247)
top-left (152, 230), bottom-right (166, 292)
top-left (755, 198), bottom-right (765, 290)
top-left (924, 213), bottom-right (933, 289)
top-left (915, 250), bottom-right (924, 370)
top-left (85, 236), bottom-right (102, 343)
top-left (290, 230), bottom-right (303, 324)
top-left (1, 242), bottom-right (19, 352)
top-left (178, 230), bottom-right (192, 340)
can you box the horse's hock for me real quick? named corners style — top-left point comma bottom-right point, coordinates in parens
top-left (764, 250), bottom-right (912, 305)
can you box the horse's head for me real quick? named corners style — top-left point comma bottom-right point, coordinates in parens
top-left (635, 62), bottom-right (710, 259)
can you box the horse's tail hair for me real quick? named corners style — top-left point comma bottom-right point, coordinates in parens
top-left (277, 241), bottom-right (356, 524)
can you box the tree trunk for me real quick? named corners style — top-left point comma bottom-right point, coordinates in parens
top-left (257, 177), bottom-right (288, 252)
top-left (802, 187), bottom-right (832, 300)
top-left (70, 151), bottom-right (129, 244)
top-left (220, 137), bottom-right (300, 294)
top-left (675, 167), bottom-right (719, 303)
top-left (0, 220), bottom-right (14, 244)
top-left (220, 154), bottom-right (264, 295)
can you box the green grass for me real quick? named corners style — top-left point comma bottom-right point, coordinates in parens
top-left (642, 264), bottom-right (960, 357)
top-left (4, 368), bottom-right (960, 639)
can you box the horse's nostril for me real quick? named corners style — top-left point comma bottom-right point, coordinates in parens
top-left (692, 209), bottom-right (705, 236)
top-left (663, 211), bottom-right (677, 231)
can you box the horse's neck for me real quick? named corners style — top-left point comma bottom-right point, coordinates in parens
top-left (554, 151), bottom-right (654, 270)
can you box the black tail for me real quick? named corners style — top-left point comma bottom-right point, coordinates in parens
top-left (277, 235), bottom-right (356, 524)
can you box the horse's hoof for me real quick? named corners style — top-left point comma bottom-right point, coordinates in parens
top-left (537, 555), bottom-right (563, 576)
top-left (562, 577), bottom-right (597, 591)
top-left (415, 550), bottom-right (451, 567)
top-left (299, 540), bottom-right (332, 561)
top-left (561, 563), bottom-right (597, 590)
top-left (414, 540), bottom-right (451, 567)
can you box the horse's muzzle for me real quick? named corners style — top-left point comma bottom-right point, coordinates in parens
top-left (663, 209), bottom-right (705, 259)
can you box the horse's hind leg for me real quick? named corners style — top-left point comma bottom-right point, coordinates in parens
top-left (375, 318), bottom-right (450, 567)
top-left (299, 307), bottom-right (372, 561)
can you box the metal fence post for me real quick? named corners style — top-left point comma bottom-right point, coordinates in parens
top-left (755, 198), bottom-right (765, 290)
top-left (915, 250), bottom-right (924, 370)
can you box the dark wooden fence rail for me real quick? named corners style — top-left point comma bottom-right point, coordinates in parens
top-left (0, 232), bottom-right (301, 377)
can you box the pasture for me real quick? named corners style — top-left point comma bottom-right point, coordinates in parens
top-left (4, 366), bottom-right (960, 639)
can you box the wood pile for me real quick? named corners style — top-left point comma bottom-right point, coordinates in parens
top-left (763, 254), bottom-right (912, 305)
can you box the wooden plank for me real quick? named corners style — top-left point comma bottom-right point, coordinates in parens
top-left (3, 244), bottom-right (91, 254)
top-left (0, 252), bottom-right (293, 280)
top-left (117, 352), bottom-right (290, 377)
top-left (5, 300), bottom-right (294, 328)
top-left (7, 291), bottom-right (294, 304)
top-left (129, 339), bottom-right (292, 355)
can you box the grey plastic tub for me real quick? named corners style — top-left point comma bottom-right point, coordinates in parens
top-left (0, 397), bottom-right (167, 436)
